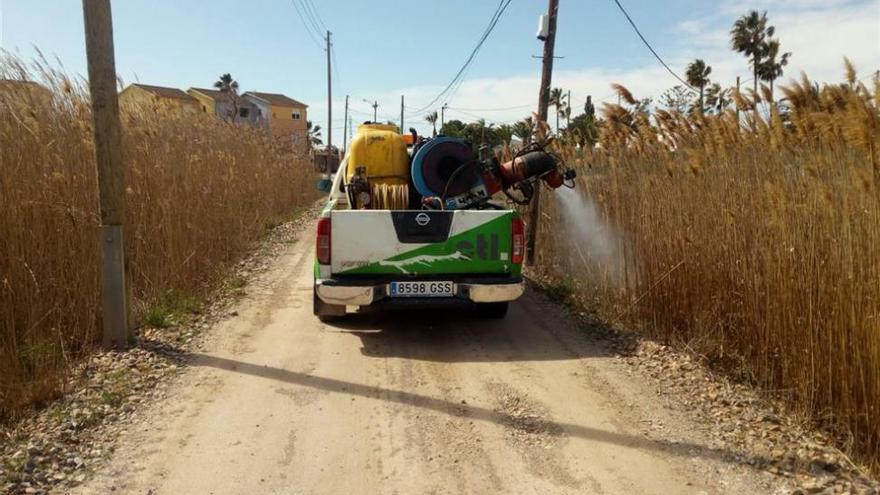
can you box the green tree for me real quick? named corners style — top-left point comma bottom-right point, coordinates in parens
top-left (659, 85), bottom-right (695, 113)
top-left (583, 95), bottom-right (595, 120)
top-left (731, 10), bottom-right (772, 95)
top-left (496, 123), bottom-right (514, 146)
top-left (467, 119), bottom-right (495, 146)
top-left (425, 111), bottom-right (439, 137)
top-left (704, 83), bottom-right (731, 114)
top-left (512, 117), bottom-right (535, 145)
top-left (685, 59), bottom-right (712, 112)
top-left (566, 112), bottom-right (599, 147)
top-left (757, 39), bottom-right (791, 102)
top-left (306, 120), bottom-right (322, 145)
top-left (437, 119), bottom-right (502, 149)
top-left (213, 73), bottom-right (240, 122)
top-left (439, 119), bottom-right (467, 138)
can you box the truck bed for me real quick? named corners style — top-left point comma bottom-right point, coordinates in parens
top-left (326, 209), bottom-right (519, 277)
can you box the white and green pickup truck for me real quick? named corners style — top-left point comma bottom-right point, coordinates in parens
top-left (312, 124), bottom-right (574, 322)
top-left (312, 169), bottom-right (525, 321)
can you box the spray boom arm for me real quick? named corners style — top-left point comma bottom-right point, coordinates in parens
top-left (481, 142), bottom-right (576, 206)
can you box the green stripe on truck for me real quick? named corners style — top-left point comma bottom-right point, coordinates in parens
top-left (339, 213), bottom-right (520, 276)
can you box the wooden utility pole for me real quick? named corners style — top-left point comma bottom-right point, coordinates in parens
top-left (342, 95), bottom-right (349, 156)
top-left (400, 95), bottom-right (404, 133)
top-left (526, 0), bottom-right (558, 266)
top-left (325, 30), bottom-right (332, 153)
top-left (82, 0), bottom-right (129, 349)
top-left (440, 103), bottom-right (448, 129)
top-left (362, 99), bottom-right (378, 122)
top-left (566, 89), bottom-right (571, 128)
top-left (735, 75), bottom-right (741, 123)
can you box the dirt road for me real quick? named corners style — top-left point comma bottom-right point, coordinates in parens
top-left (76, 229), bottom-right (776, 495)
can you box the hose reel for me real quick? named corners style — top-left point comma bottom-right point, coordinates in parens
top-left (411, 137), bottom-right (576, 210)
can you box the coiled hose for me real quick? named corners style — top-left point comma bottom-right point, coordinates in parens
top-left (370, 183), bottom-right (409, 210)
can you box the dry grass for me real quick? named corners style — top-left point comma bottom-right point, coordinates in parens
top-left (537, 63), bottom-right (880, 470)
top-left (0, 54), bottom-right (319, 420)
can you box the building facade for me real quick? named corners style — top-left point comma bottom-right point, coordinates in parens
top-left (118, 83), bottom-right (200, 113)
top-left (242, 91), bottom-right (308, 146)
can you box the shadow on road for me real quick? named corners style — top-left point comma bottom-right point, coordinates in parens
top-left (322, 290), bottom-right (628, 364)
top-left (185, 351), bottom-right (768, 469)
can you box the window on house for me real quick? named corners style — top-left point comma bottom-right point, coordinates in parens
top-left (239, 107), bottom-right (250, 118)
top-left (292, 110), bottom-right (301, 120)
top-left (202, 105), bottom-right (207, 113)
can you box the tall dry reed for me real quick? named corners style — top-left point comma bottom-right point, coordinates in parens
top-left (538, 62), bottom-right (880, 469)
top-left (0, 54), bottom-right (319, 420)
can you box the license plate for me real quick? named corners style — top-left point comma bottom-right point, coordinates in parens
top-left (388, 281), bottom-right (454, 297)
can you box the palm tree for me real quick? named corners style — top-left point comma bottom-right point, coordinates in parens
top-left (685, 59), bottom-right (712, 112)
top-left (213, 73), bottom-right (240, 122)
top-left (757, 39), bottom-right (791, 103)
top-left (306, 120), bottom-right (322, 145)
top-left (496, 124), bottom-right (513, 146)
top-left (424, 111), bottom-right (438, 137)
top-left (704, 83), bottom-right (731, 114)
top-left (512, 116), bottom-right (535, 144)
top-left (549, 88), bottom-right (565, 133)
top-left (730, 10), bottom-right (772, 95)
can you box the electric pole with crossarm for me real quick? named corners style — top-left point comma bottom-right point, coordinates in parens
top-left (325, 30), bottom-right (332, 153)
top-left (527, 0), bottom-right (559, 266)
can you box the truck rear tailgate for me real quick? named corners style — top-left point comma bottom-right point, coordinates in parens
top-left (330, 210), bottom-right (517, 276)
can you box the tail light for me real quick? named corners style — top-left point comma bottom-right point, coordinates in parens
top-left (316, 217), bottom-right (331, 265)
top-left (511, 217), bottom-right (525, 264)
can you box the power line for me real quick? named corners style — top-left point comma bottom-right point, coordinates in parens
top-left (298, 0), bottom-right (325, 40)
top-left (444, 62), bottom-right (478, 106)
top-left (291, 0), bottom-right (322, 49)
top-left (443, 108), bottom-right (530, 128)
top-left (444, 107), bottom-right (520, 125)
top-left (302, 0), bottom-right (328, 33)
top-left (610, 0), bottom-right (693, 89)
top-left (348, 106), bottom-right (374, 116)
top-left (447, 108), bottom-right (489, 121)
top-left (331, 45), bottom-right (342, 93)
top-left (858, 70), bottom-right (879, 83)
top-left (448, 103), bottom-right (533, 112)
top-left (406, 0), bottom-right (512, 116)
top-left (442, 0), bottom-right (513, 107)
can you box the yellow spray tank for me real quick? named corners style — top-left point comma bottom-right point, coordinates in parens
top-left (345, 124), bottom-right (410, 209)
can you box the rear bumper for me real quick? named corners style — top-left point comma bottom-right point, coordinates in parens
top-left (315, 276), bottom-right (524, 306)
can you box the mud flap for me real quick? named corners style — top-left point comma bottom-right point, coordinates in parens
top-left (313, 288), bottom-right (346, 321)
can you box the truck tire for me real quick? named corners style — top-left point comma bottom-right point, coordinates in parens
top-left (313, 288), bottom-right (346, 323)
top-left (475, 301), bottom-right (509, 319)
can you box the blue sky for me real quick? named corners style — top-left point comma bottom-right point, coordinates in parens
top-left (2, 0), bottom-right (878, 143)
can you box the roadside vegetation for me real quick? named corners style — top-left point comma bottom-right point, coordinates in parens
top-left (436, 9), bottom-right (879, 471)
top-left (0, 54), bottom-right (319, 422)
top-left (532, 63), bottom-right (880, 471)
